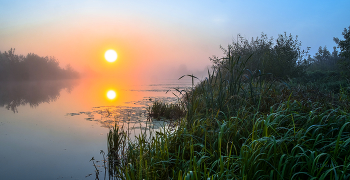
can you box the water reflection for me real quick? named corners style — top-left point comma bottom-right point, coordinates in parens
top-left (67, 96), bottom-right (177, 129)
top-left (0, 80), bottom-right (78, 113)
top-left (67, 79), bottom-right (191, 129)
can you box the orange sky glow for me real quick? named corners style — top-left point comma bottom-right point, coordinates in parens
top-left (1, 1), bottom-right (349, 84)
top-left (1, 11), bottom-right (220, 84)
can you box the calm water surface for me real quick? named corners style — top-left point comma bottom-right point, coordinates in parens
top-left (0, 78), bottom-right (192, 180)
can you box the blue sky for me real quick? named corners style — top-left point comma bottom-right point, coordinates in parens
top-left (0, 0), bottom-right (349, 80)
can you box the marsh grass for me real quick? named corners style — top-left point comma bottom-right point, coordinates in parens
top-left (290, 70), bottom-right (348, 93)
top-left (107, 103), bottom-right (350, 179)
top-left (148, 101), bottom-right (186, 120)
top-left (104, 52), bottom-right (350, 179)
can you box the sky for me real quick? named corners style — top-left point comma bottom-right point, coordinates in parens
top-left (0, 0), bottom-right (349, 83)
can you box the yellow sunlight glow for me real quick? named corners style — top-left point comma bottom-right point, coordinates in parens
top-left (105, 50), bottom-right (117, 62)
top-left (107, 90), bottom-right (117, 100)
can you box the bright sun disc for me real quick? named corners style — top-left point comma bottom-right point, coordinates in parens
top-left (105, 50), bottom-right (117, 62)
top-left (107, 90), bottom-right (116, 100)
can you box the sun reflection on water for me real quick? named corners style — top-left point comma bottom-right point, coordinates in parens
top-left (64, 78), bottom-right (194, 131)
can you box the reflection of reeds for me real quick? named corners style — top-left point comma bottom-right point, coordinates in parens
top-left (107, 125), bottom-right (127, 177)
top-left (106, 108), bottom-right (112, 117)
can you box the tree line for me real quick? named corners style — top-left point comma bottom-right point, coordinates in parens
top-left (0, 48), bottom-right (79, 81)
top-left (211, 26), bottom-right (350, 82)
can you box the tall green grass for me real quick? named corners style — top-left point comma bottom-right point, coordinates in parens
top-left (105, 52), bottom-right (350, 179)
top-left (148, 100), bottom-right (186, 120)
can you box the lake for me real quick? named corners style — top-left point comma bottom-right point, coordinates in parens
top-left (0, 78), bottom-right (193, 180)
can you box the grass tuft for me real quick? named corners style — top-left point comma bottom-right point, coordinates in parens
top-left (148, 100), bottom-right (186, 120)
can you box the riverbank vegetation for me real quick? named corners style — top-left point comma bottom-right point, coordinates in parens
top-left (0, 48), bottom-right (79, 81)
top-left (148, 100), bottom-right (186, 120)
top-left (105, 27), bottom-right (350, 179)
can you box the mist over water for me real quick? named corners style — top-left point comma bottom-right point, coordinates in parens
top-left (0, 80), bottom-right (78, 113)
top-left (0, 77), bottom-right (191, 179)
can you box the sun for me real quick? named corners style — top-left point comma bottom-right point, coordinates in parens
top-left (107, 90), bottom-right (117, 100)
top-left (105, 50), bottom-right (117, 62)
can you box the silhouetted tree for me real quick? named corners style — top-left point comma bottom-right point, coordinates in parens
top-left (211, 32), bottom-right (308, 80)
top-left (307, 46), bottom-right (340, 72)
top-left (0, 49), bottom-right (79, 81)
top-left (315, 46), bottom-right (331, 63)
top-left (334, 26), bottom-right (350, 78)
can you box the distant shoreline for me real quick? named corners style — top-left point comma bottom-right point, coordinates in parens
top-left (0, 48), bottom-right (79, 82)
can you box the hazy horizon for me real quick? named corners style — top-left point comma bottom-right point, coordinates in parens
top-left (1, 0), bottom-right (349, 83)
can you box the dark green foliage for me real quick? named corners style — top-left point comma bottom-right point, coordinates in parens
top-left (334, 26), bottom-right (350, 60)
top-left (334, 26), bottom-right (350, 78)
top-left (291, 70), bottom-right (347, 93)
top-left (266, 33), bottom-right (307, 78)
top-left (148, 100), bottom-right (186, 120)
top-left (0, 48), bottom-right (79, 81)
top-left (211, 32), bottom-right (308, 80)
top-left (307, 46), bottom-right (341, 72)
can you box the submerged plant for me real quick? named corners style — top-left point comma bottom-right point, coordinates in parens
top-left (148, 100), bottom-right (186, 120)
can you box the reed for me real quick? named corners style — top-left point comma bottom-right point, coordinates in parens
top-left (107, 125), bottom-right (128, 177)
